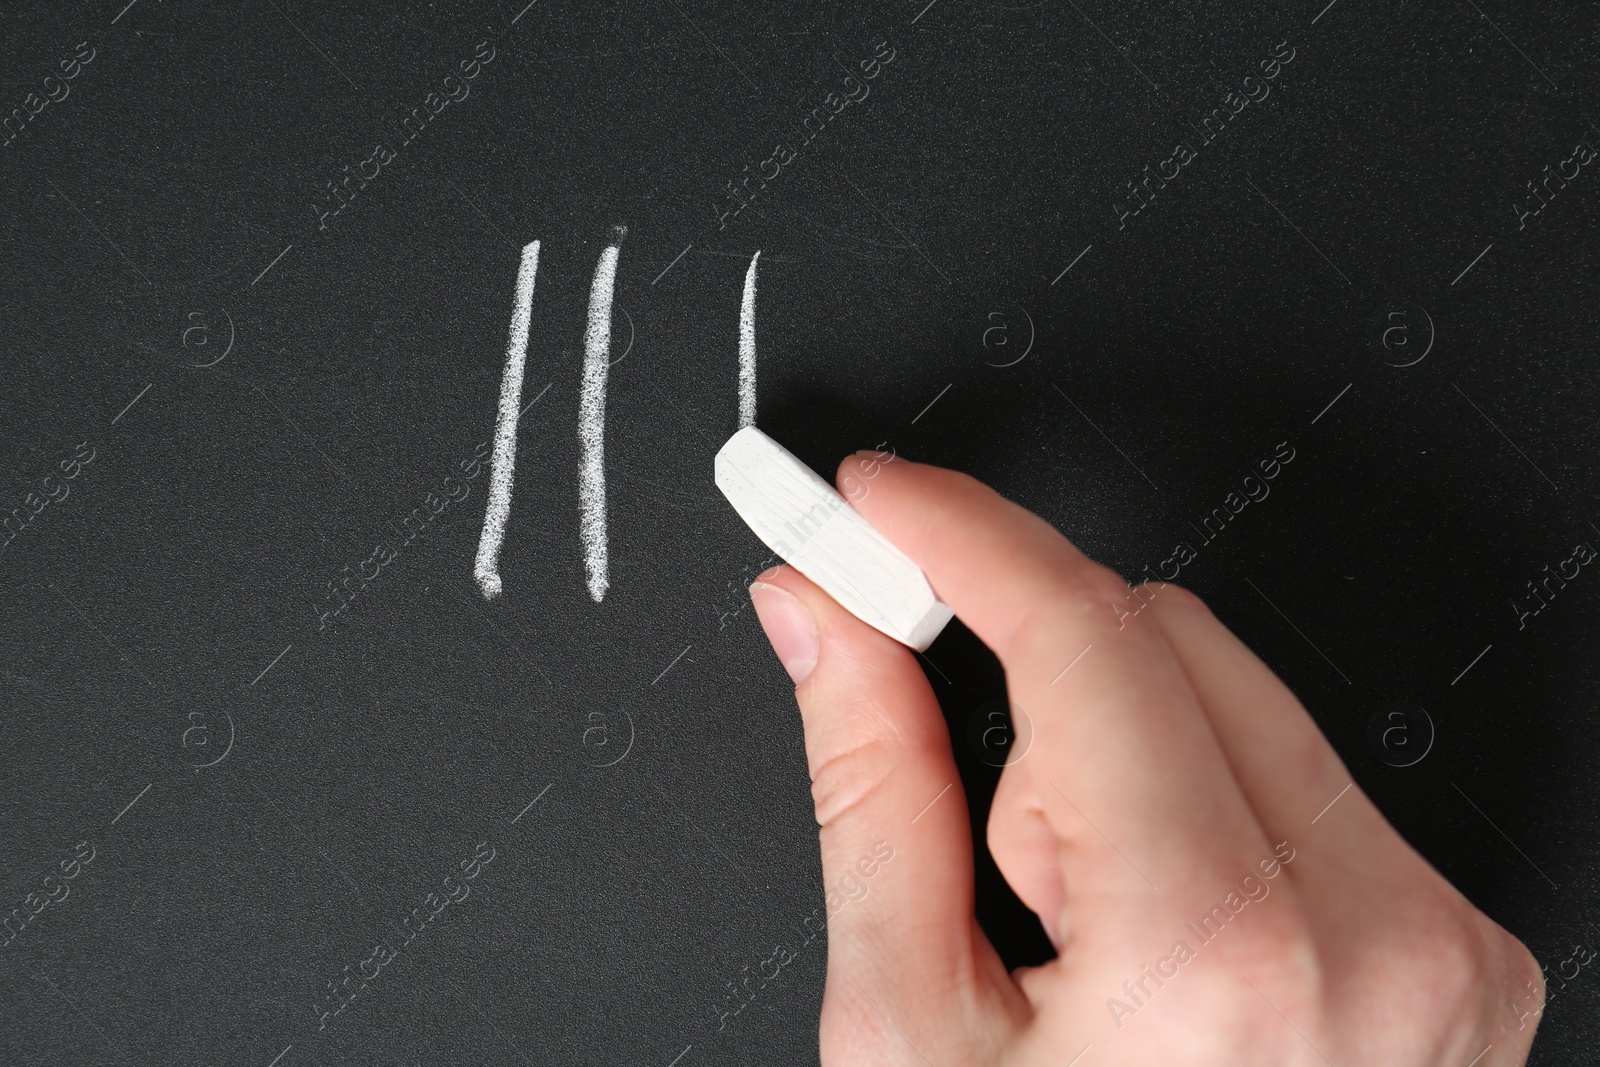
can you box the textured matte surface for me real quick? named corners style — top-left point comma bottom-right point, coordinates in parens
top-left (2, 1), bottom-right (1597, 1064)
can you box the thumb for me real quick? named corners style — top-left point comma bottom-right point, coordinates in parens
top-left (748, 565), bottom-right (1021, 1063)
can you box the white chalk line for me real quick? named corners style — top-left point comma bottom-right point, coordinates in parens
top-left (738, 251), bottom-right (760, 428)
top-left (580, 228), bottom-right (626, 603)
top-left (474, 240), bottom-right (541, 600)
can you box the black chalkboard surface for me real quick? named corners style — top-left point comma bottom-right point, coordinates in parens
top-left (3, 1), bottom-right (1597, 1063)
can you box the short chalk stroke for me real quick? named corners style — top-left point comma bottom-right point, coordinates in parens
top-left (479, 230), bottom-right (767, 604)
top-left (579, 226), bottom-right (626, 603)
top-left (738, 250), bottom-right (760, 428)
top-left (475, 240), bottom-right (541, 599)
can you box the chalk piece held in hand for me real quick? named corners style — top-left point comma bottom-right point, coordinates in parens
top-left (714, 426), bottom-right (953, 651)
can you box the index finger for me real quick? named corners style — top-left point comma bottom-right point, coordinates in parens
top-left (838, 452), bottom-right (1284, 941)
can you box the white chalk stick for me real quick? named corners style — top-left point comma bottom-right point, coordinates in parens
top-left (715, 426), bottom-right (952, 651)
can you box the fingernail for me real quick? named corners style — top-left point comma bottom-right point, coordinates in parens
top-left (749, 581), bottom-right (818, 685)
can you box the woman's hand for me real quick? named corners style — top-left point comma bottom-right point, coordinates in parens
top-left (746, 451), bottom-right (1543, 1066)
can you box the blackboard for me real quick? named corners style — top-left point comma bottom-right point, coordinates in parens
top-left (3, 0), bottom-right (1597, 1063)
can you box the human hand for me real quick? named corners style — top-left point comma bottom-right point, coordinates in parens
top-left (746, 452), bottom-right (1543, 1066)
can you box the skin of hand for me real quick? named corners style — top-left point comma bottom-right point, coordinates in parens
top-left (745, 451), bottom-right (1544, 1067)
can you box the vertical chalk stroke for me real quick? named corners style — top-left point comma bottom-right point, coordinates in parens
top-left (738, 250), bottom-right (761, 428)
top-left (474, 240), bottom-right (541, 600)
top-left (579, 226), bottom-right (626, 603)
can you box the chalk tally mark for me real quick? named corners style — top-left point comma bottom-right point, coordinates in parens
top-left (475, 240), bottom-right (541, 599)
top-left (738, 250), bottom-right (760, 428)
top-left (478, 231), bottom-right (765, 604)
top-left (580, 226), bottom-right (626, 603)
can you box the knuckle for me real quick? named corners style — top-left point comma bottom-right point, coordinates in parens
top-left (1056, 560), bottom-right (1139, 614)
top-left (1159, 904), bottom-right (1324, 1058)
top-left (984, 770), bottom-right (1043, 862)
top-left (1002, 562), bottom-right (1132, 654)
top-left (1457, 904), bottom-right (1544, 1024)
top-left (1194, 880), bottom-right (1327, 1022)
top-left (1242, 896), bottom-right (1325, 1005)
top-left (1428, 913), bottom-right (1496, 1014)
top-left (1363, 890), bottom-right (1500, 1024)
top-left (1141, 579), bottom-right (1208, 612)
top-left (1422, 897), bottom-right (1490, 980)
top-left (809, 735), bottom-right (900, 829)
top-left (1501, 926), bottom-right (1546, 1017)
